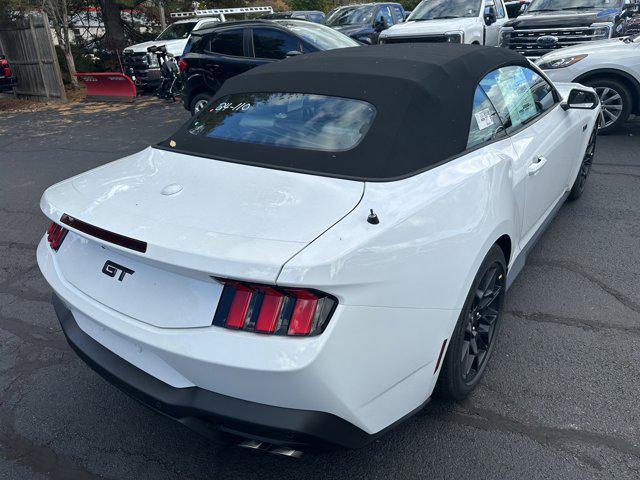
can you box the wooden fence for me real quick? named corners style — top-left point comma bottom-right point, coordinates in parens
top-left (0, 13), bottom-right (67, 102)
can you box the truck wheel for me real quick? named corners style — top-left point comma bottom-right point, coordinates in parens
top-left (190, 93), bottom-right (214, 117)
top-left (583, 78), bottom-right (632, 134)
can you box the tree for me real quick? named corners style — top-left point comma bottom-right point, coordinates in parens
top-left (97, 0), bottom-right (127, 51)
top-left (42, 0), bottom-right (79, 88)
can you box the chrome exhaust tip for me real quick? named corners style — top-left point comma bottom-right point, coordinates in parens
top-left (237, 440), bottom-right (303, 458)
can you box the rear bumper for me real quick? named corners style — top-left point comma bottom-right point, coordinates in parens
top-left (38, 236), bottom-right (453, 447)
top-left (53, 293), bottom-right (371, 449)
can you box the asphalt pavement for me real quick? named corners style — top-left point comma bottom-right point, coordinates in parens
top-left (1, 98), bottom-right (639, 479)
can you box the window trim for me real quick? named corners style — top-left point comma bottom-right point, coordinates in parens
top-left (249, 26), bottom-right (304, 60)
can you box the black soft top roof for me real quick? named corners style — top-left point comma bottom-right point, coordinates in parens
top-left (161, 44), bottom-right (531, 181)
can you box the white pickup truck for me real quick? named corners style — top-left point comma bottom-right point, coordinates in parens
top-left (122, 7), bottom-right (273, 89)
top-left (379, 0), bottom-right (509, 45)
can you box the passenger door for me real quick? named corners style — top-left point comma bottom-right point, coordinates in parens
top-left (201, 28), bottom-right (256, 88)
top-left (249, 27), bottom-right (307, 67)
top-left (484, 0), bottom-right (508, 45)
top-left (480, 66), bottom-right (578, 243)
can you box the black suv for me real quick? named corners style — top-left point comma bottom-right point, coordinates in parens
top-left (500, 0), bottom-right (639, 57)
top-left (325, 3), bottom-right (407, 44)
top-left (180, 20), bottom-right (359, 115)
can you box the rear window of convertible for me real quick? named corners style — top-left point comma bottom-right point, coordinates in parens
top-left (187, 93), bottom-right (377, 152)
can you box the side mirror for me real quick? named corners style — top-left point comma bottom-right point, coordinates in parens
top-left (286, 50), bottom-right (303, 57)
top-left (561, 88), bottom-right (599, 110)
top-left (484, 5), bottom-right (497, 25)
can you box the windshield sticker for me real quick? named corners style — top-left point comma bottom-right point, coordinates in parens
top-left (475, 109), bottom-right (494, 130)
top-left (497, 68), bottom-right (537, 127)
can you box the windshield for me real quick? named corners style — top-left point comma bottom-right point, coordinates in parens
top-left (408, 0), bottom-right (483, 20)
top-left (188, 93), bottom-right (376, 152)
top-left (527, 0), bottom-right (623, 12)
top-left (155, 22), bottom-right (197, 41)
top-left (326, 5), bottom-right (376, 26)
top-left (278, 21), bottom-right (359, 49)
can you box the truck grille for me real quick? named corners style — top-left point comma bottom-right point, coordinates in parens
top-left (503, 26), bottom-right (609, 57)
top-left (382, 35), bottom-right (449, 44)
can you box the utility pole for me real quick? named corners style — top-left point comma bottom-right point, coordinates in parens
top-left (158, 0), bottom-right (167, 29)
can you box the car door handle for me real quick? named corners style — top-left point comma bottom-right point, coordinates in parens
top-left (528, 156), bottom-right (547, 176)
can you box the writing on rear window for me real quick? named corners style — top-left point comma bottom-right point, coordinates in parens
top-left (215, 102), bottom-right (251, 112)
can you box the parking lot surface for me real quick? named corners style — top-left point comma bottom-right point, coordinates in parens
top-left (1, 99), bottom-right (639, 479)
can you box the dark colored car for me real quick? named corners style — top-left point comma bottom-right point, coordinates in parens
top-left (500, 0), bottom-right (639, 57)
top-left (0, 54), bottom-right (15, 93)
top-left (180, 20), bottom-right (359, 115)
top-left (261, 11), bottom-right (326, 23)
top-left (325, 3), bottom-right (407, 44)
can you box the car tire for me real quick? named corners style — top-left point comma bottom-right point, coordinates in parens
top-left (583, 78), bottom-right (632, 134)
top-left (567, 125), bottom-right (597, 201)
top-left (190, 93), bottom-right (214, 117)
top-left (435, 245), bottom-right (506, 401)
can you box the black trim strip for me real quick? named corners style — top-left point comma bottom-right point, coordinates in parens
top-left (60, 214), bottom-right (147, 253)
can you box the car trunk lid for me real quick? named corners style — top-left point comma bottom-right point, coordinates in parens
top-left (41, 147), bottom-right (364, 328)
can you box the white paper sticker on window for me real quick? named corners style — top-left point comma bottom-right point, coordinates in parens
top-left (475, 108), bottom-right (494, 130)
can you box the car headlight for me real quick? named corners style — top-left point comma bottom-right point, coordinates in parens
top-left (536, 54), bottom-right (587, 69)
top-left (499, 27), bottom-right (513, 47)
top-left (591, 22), bottom-right (613, 38)
top-left (445, 31), bottom-right (464, 43)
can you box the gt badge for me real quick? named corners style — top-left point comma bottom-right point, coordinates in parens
top-left (102, 260), bottom-right (134, 282)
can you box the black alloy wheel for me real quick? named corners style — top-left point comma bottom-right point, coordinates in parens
top-left (435, 245), bottom-right (506, 400)
top-left (568, 125), bottom-right (597, 201)
top-left (460, 261), bottom-right (505, 383)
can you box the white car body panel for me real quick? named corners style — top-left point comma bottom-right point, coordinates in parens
top-left (37, 73), bottom-right (599, 441)
top-left (538, 37), bottom-right (640, 85)
top-left (380, 0), bottom-right (509, 45)
top-left (40, 147), bottom-right (364, 286)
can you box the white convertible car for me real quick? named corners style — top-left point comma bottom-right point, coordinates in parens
top-left (38, 44), bottom-right (599, 452)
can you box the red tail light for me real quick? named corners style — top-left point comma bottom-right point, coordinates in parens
top-left (178, 59), bottom-right (188, 72)
top-left (47, 221), bottom-right (68, 251)
top-left (4, 68), bottom-right (10, 77)
top-left (213, 279), bottom-right (337, 337)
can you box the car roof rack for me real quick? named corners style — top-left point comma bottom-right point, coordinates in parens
top-left (170, 6), bottom-right (274, 19)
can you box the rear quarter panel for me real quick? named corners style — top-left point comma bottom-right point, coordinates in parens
top-left (278, 136), bottom-right (527, 313)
